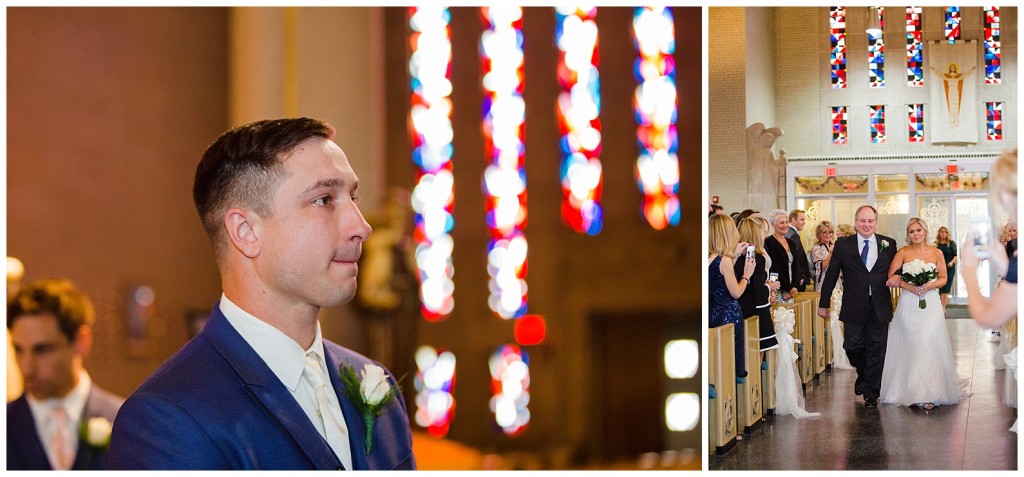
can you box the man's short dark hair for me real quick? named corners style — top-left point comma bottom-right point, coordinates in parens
top-left (788, 209), bottom-right (805, 221)
top-left (7, 278), bottom-right (95, 343)
top-left (193, 117), bottom-right (334, 259)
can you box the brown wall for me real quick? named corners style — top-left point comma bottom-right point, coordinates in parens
top-left (7, 7), bottom-right (229, 398)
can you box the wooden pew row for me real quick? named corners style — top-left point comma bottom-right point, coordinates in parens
top-left (737, 315), bottom-right (762, 434)
top-left (794, 291), bottom-right (826, 379)
top-left (708, 323), bottom-right (737, 455)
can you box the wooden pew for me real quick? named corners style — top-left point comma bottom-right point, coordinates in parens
top-left (795, 291), bottom-right (826, 379)
top-left (708, 323), bottom-right (737, 455)
top-left (761, 347), bottom-right (777, 416)
top-left (737, 315), bottom-right (763, 434)
top-left (793, 298), bottom-right (814, 386)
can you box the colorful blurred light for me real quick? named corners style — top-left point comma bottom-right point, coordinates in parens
top-left (488, 344), bottom-right (530, 436)
top-left (410, 6), bottom-right (455, 321)
top-left (633, 7), bottom-right (680, 231)
top-left (482, 6), bottom-right (528, 319)
top-left (514, 314), bottom-right (546, 346)
top-left (413, 345), bottom-right (457, 437)
top-left (556, 6), bottom-right (603, 235)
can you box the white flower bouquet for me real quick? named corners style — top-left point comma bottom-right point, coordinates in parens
top-left (900, 258), bottom-right (938, 309)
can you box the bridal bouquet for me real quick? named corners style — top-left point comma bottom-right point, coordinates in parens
top-left (900, 258), bottom-right (938, 309)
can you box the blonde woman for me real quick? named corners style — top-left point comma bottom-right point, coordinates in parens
top-left (735, 218), bottom-right (780, 352)
top-left (810, 221), bottom-right (836, 291)
top-left (961, 149), bottom-right (1017, 329)
top-left (836, 223), bottom-right (855, 239)
top-left (935, 226), bottom-right (958, 310)
top-left (709, 214), bottom-right (756, 380)
top-left (880, 217), bottom-right (964, 409)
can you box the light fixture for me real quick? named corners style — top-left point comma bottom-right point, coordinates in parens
top-left (866, 6), bottom-right (882, 36)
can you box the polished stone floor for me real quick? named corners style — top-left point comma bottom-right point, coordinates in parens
top-left (710, 317), bottom-right (1018, 470)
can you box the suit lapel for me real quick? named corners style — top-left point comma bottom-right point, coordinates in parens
top-left (203, 305), bottom-right (343, 470)
top-left (9, 395), bottom-right (52, 470)
top-left (324, 348), bottom-right (370, 470)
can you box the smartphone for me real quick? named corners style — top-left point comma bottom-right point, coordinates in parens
top-left (746, 245), bottom-right (755, 260)
top-left (769, 272), bottom-right (779, 282)
top-left (970, 216), bottom-right (993, 259)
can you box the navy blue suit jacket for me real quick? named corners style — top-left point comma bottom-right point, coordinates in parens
top-left (108, 303), bottom-right (415, 470)
top-left (7, 385), bottom-right (124, 470)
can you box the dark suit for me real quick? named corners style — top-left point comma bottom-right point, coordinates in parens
top-left (786, 226), bottom-right (811, 291)
top-left (7, 385), bottom-right (124, 470)
top-left (109, 302), bottom-right (415, 470)
top-left (818, 233), bottom-right (897, 400)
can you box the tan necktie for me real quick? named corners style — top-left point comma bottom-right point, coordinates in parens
top-left (302, 351), bottom-right (353, 469)
top-left (50, 406), bottom-right (74, 470)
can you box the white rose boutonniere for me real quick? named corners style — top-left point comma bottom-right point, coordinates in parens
top-left (81, 416), bottom-right (112, 449)
top-left (879, 239), bottom-right (889, 251)
top-left (339, 363), bottom-right (403, 454)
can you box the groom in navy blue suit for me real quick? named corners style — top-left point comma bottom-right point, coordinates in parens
top-left (109, 118), bottom-right (415, 470)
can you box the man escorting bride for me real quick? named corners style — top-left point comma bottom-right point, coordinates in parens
top-left (879, 217), bottom-right (969, 409)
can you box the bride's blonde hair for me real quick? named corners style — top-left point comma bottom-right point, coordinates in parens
top-left (904, 217), bottom-right (931, 246)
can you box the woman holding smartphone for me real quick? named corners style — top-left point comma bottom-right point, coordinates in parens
top-left (735, 217), bottom-right (780, 352)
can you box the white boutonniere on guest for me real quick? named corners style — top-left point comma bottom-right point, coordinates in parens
top-left (879, 239), bottom-right (889, 251)
top-left (81, 416), bottom-right (113, 450)
top-left (900, 258), bottom-right (938, 309)
top-left (339, 363), bottom-right (403, 454)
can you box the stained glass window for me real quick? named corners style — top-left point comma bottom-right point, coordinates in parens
top-left (984, 6), bottom-right (1001, 84)
top-left (868, 7), bottom-right (884, 88)
top-left (410, 6), bottom-right (455, 322)
top-left (869, 105), bottom-right (885, 143)
top-left (830, 7), bottom-right (847, 89)
top-left (907, 104), bottom-right (924, 143)
top-left (832, 106), bottom-right (848, 144)
top-left (986, 102), bottom-right (1003, 140)
top-left (556, 6), bottom-right (603, 235)
top-left (945, 6), bottom-right (960, 44)
top-left (413, 346), bottom-right (456, 437)
top-left (482, 6), bottom-right (528, 320)
top-left (906, 7), bottom-right (923, 87)
top-left (633, 7), bottom-right (680, 230)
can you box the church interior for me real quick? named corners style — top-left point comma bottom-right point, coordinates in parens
top-left (708, 7), bottom-right (1017, 470)
top-left (7, 7), bottom-right (702, 470)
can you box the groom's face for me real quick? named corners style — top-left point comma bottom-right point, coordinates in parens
top-left (855, 209), bottom-right (877, 237)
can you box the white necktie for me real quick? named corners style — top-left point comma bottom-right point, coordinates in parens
top-left (50, 406), bottom-right (74, 470)
top-left (302, 351), bottom-right (353, 470)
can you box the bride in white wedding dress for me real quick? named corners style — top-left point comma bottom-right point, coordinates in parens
top-left (880, 217), bottom-right (969, 409)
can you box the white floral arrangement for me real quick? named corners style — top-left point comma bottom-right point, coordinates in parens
top-left (81, 416), bottom-right (112, 449)
top-left (900, 258), bottom-right (938, 309)
top-left (338, 363), bottom-right (403, 454)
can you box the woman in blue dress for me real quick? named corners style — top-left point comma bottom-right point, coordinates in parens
top-left (709, 214), bottom-right (756, 380)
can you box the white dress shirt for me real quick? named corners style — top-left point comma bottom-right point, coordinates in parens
top-left (857, 233), bottom-right (879, 271)
top-left (219, 294), bottom-right (353, 470)
top-left (26, 369), bottom-right (91, 470)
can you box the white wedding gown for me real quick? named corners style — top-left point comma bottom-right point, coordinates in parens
top-left (879, 284), bottom-right (969, 406)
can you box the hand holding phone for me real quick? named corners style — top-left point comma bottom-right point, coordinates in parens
top-left (969, 217), bottom-right (993, 260)
top-left (746, 245), bottom-right (755, 260)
